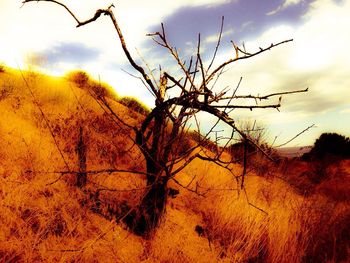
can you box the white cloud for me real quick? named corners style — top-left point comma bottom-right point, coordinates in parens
top-left (340, 109), bottom-right (350, 114)
top-left (267, 0), bottom-right (303, 15)
top-left (283, 0), bottom-right (303, 7)
top-left (205, 28), bottom-right (234, 43)
top-left (199, 0), bottom-right (350, 144)
top-left (215, 0), bottom-right (350, 113)
top-left (0, 0), bottom-right (231, 101)
top-left (239, 21), bottom-right (254, 31)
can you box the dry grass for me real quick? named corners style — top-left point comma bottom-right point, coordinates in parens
top-left (0, 67), bottom-right (349, 262)
top-left (177, 154), bottom-right (350, 262)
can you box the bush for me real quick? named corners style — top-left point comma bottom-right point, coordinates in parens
top-left (118, 96), bottom-right (150, 116)
top-left (171, 133), bottom-right (193, 156)
top-left (66, 70), bottom-right (116, 100)
top-left (187, 131), bottom-right (217, 152)
top-left (0, 83), bottom-right (13, 101)
top-left (303, 133), bottom-right (350, 160)
top-left (0, 64), bottom-right (5, 73)
top-left (66, 70), bottom-right (89, 88)
top-left (89, 83), bottom-right (109, 99)
top-left (228, 141), bottom-right (256, 160)
top-left (299, 133), bottom-right (350, 185)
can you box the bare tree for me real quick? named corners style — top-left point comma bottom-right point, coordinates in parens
top-left (22, 1), bottom-right (308, 236)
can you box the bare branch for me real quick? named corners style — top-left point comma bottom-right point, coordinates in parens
top-left (171, 177), bottom-right (206, 197)
top-left (26, 168), bottom-right (149, 176)
top-left (275, 124), bottom-right (315, 148)
top-left (219, 87), bottom-right (308, 101)
top-left (206, 39), bottom-right (293, 86)
top-left (23, 0), bottom-right (81, 24)
top-left (214, 103), bottom-right (281, 109)
top-left (207, 16), bottom-right (224, 71)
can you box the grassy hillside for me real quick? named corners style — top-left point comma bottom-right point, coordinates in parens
top-left (0, 66), bottom-right (349, 262)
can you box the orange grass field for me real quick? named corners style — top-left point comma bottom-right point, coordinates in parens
top-left (0, 66), bottom-right (349, 262)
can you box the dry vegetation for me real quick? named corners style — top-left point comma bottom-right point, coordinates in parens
top-left (0, 66), bottom-right (349, 262)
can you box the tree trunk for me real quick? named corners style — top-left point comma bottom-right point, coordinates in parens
top-left (129, 105), bottom-right (168, 236)
top-left (124, 162), bottom-right (168, 236)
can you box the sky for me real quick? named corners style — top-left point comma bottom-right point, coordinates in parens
top-left (0, 0), bottom-right (349, 147)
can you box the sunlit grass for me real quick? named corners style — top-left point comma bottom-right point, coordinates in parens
top-left (0, 66), bottom-right (349, 262)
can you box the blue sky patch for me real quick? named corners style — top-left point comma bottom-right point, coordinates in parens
top-left (41, 42), bottom-right (100, 65)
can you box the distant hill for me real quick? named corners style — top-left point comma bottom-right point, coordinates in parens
top-left (276, 146), bottom-right (312, 158)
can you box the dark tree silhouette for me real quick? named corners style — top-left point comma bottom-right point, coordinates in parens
top-left (303, 133), bottom-right (350, 160)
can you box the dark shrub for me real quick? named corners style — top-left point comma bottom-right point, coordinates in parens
top-left (187, 131), bottom-right (218, 152)
top-left (90, 83), bottom-right (109, 99)
top-left (66, 70), bottom-right (116, 100)
top-left (66, 70), bottom-right (89, 88)
top-left (303, 133), bottom-right (350, 160)
top-left (173, 134), bottom-right (193, 156)
top-left (229, 141), bottom-right (255, 160)
top-left (300, 133), bottom-right (350, 185)
top-left (118, 96), bottom-right (150, 116)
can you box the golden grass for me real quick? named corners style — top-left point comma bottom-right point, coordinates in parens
top-left (0, 66), bottom-right (349, 262)
top-left (176, 156), bottom-right (350, 262)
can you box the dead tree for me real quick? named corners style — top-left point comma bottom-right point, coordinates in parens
top-left (23, 1), bottom-right (309, 236)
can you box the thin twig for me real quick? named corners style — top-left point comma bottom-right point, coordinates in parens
top-left (275, 124), bottom-right (315, 148)
top-left (207, 16), bottom-right (224, 71)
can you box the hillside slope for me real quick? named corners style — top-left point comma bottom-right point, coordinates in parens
top-left (0, 66), bottom-right (349, 262)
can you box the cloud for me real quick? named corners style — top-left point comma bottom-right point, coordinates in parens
top-left (205, 28), bottom-right (235, 43)
top-left (37, 42), bottom-right (100, 66)
top-left (215, 0), bottom-right (350, 116)
top-left (188, 0), bottom-right (350, 145)
top-left (284, 0), bottom-right (304, 7)
top-left (0, 0), bottom-right (231, 66)
top-left (0, 0), bottom-right (306, 78)
top-left (340, 109), bottom-right (350, 114)
top-left (142, 0), bottom-right (310, 69)
top-left (0, 0), bottom-right (238, 109)
top-left (267, 0), bottom-right (303, 15)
